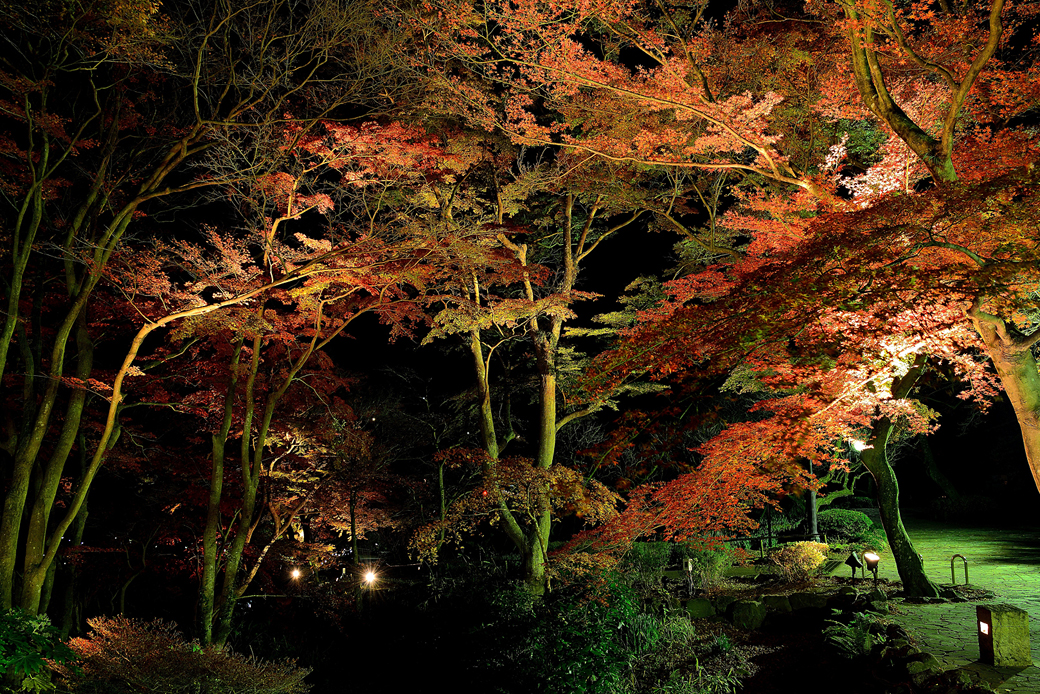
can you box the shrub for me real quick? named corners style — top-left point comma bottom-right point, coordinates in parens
top-left (927, 494), bottom-right (999, 522)
top-left (847, 527), bottom-right (889, 554)
top-left (655, 659), bottom-right (743, 694)
top-left (674, 542), bottom-right (734, 592)
top-left (54, 616), bottom-right (311, 694)
top-left (453, 578), bottom-right (644, 693)
top-left (0, 608), bottom-right (76, 693)
top-left (769, 542), bottom-right (829, 582)
top-left (526, 580), bottom-right (644, 693)
top-left (622, 542), bottom-right (673, 581)
top-left (825, 495), bottom-right (876, 510)
top-left (823, 612), bottom-right (886, 659)
top-left (817, 509), bottom-right (874, 542)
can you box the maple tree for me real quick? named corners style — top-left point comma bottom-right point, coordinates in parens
top-left (408, 133), bottom-right (674, 594)
top-left (95, 116), bottom-right (516, 643)
top-left (1, 0), bottom-right (1037, 659)
top-left (400, 0), bottom-right (1040, 596)
top-left (0, 0), bottom-right (413, 615)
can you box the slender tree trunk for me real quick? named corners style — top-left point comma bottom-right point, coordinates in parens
top-left (860, 356), bottom-right (939, 598)
top-left (467, 328), bottom-right (530, 570)
top-left (211, 333), bottom-right (262, 648)
top-left (807, 489), bottom-right (820, 541)
top-left (200, 336), bottom-right (244, 646)
top-left (19, 316), bottom-right (93, 613)
top-left (350, 487), bottom-right (360, 566)
top-left (917, 435), bottom-right (960, 501)
top-left (524, 333), bottom-right (559, 596)
top-left (58, 433), bottom-right (91, 639)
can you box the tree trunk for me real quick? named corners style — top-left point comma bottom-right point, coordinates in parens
top-left (860, 356), bottom-right (939, 598)
top-left (19, 316), bottom-right (93, 614)
top-left (917, 434), bottom-right (960, 501)
top-left (969, 311), bottom-right (1040, 496)
top-left (200, 337), bottom-right (243, 646)
top-left (807, 488), bottom-right (820, 542)
top-left (58, 434), bottom-right (91, 639)
top-left (350, 488), bottom-right (360, 566)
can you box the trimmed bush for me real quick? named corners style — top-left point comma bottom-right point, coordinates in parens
top-left (54, 616), bottom-right (311, 694)
top-left (817, 509), bottom-right (874, 541)
top-left (826, 495), bottom-right (876, 510)
top-left (769, 541), bottom-right (829, 582)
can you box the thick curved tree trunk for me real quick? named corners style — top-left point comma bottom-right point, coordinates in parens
top-left (859, 356), bottom-right (939, 598)
top-left (969, 309), bottom-right (1040, 496)
top-left (859, 430), bottom-right (939, 598)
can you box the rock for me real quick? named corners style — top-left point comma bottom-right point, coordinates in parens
top-left (712, 595), bottom-right (737, 614)
top-left (880, 640), bottom-right (914, 661)
top-left (827, 591), bottom-right (858, 611)
top-left (903, 652), bottom-right (943, 677)
top-left (886, 624), bottom-right (911, 640)
top-left (761, 594), bottom-right (792, 613)
top-left (729, 600), bottom-right (767, 630)
top-left (685, 597), bottom-right (715, 619)
top-left (789, 591), bottom-right (828, 610)
top-left (945, 670), bottom-right (978, 689)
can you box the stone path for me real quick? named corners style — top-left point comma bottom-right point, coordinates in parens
top-left (870, 517), bottom-right (1040, 693)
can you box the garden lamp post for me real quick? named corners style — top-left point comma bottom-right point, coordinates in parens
top-left (863, 551), bottom-right (881, 589)
top-left (845, 551), bottom-right (863, 580)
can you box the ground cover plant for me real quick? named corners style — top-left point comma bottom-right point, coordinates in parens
top-left (1, 609), bottom-right (75, 693)
top-left (53, 616), bottom-right (311, 694)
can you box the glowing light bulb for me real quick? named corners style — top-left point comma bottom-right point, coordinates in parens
top-left (364, 571), bottom-right (376, 584)
top-left (291, 568), bottom-right (301, 579)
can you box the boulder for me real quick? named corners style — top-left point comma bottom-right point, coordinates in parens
top-left (729, 600), bottom-right (767, 630)
top-left (761, 594), bottom-right (792, 613)
top-left (789, 591), bottom-right (828, 610)
top-left (685, 597), bottom-right (716, 619)
top-left (712, 595), bottom-right (737, 615)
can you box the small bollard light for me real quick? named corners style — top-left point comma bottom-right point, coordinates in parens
top-left (863, 551), bottom-right (881, 588)
top-left (845, 551), bottom-right (863, 580)
top-left (291, 568), bottom-right (301, 579)
top-left (977, 604), bottom-right (1031, 666)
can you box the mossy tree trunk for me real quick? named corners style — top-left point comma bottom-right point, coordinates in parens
top-left (859, 355), bottom-right (939, 598)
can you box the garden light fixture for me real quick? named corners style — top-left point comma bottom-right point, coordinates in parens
top-left (863, 551), bottom-right (880, 588)
top-left (977, 604), bottom-right (1031, 666)
top-left (291, 568), bottom-right (301, 579)
top-left (364, 570), bottom-right (377, 585)
top-left (845, 551), bottom-right (863, 580)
